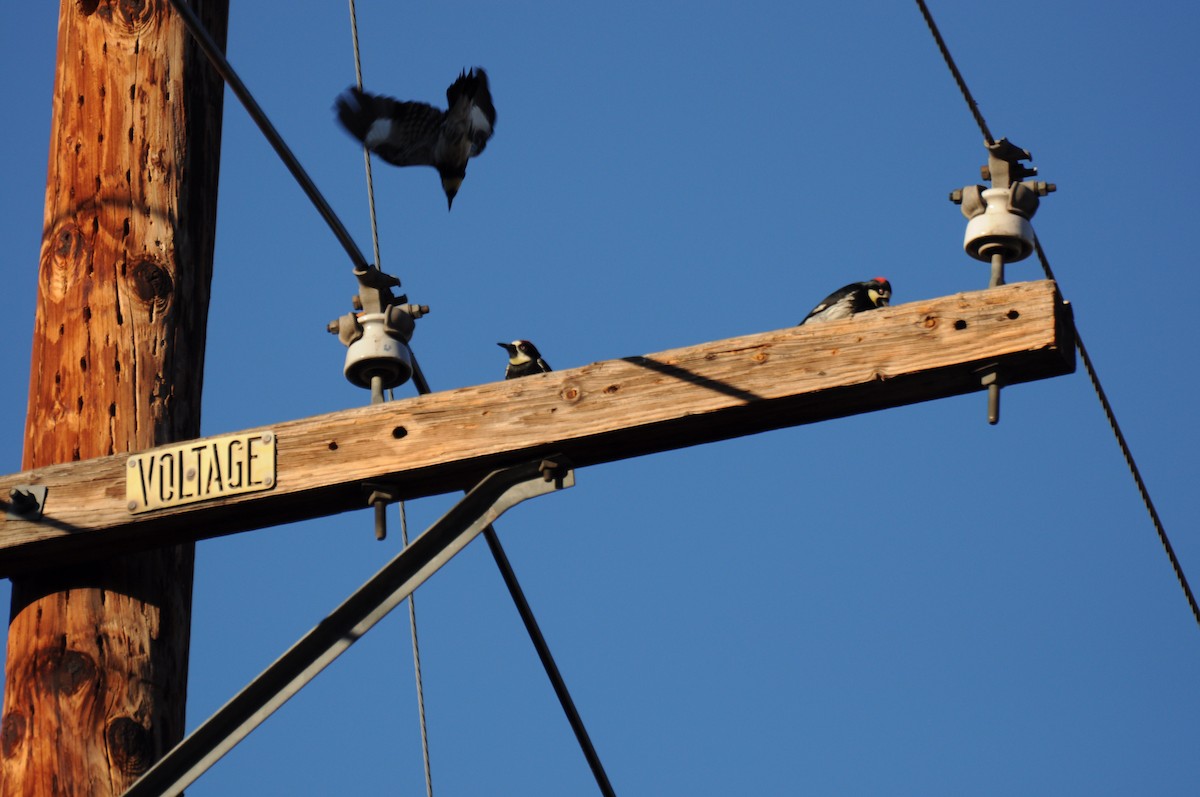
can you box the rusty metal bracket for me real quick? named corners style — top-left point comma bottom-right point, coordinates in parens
top-left (6, 486), bottom-right (48, 521)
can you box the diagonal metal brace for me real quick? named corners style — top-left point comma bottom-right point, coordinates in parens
top-left (122, 456), bottom-right (575, 797)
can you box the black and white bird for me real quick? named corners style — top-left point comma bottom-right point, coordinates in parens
top-left (498, 340), bottom-right (551, 379)
top-left (798, 278), bottom-right (892, 325)
top-left (334, 68), bottom-right (496, 209)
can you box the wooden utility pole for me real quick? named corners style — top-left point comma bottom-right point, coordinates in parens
top-left (1, 2), bottom-right (228, 794)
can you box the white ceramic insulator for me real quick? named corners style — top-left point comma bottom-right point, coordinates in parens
top-left (963, 187), bottom-right (1035, 263)
top-left (343, 312), bottom-right (414, 389)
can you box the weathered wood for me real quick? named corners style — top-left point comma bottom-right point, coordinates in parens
top-left (0, 2), bottom-right (227, 795)
top-left (0, 281), bottom-right (1073, 577)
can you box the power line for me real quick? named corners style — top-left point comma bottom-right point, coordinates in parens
top-left (481, 526), bottom-right (619, 797)
top-left (398, 501), bottom-right (435, 797)
top-left (167, 0), bottom-right (371, 272)
top-left (1032, 240), bottom-right (1200, 626)
top-left (913, 0), bottom-right (1198, 628)
top-left (339, 5), bottom-right (617, 793)
top-left (347, 0), bottom-right (384, 273)
top-left (913, 0), bottom-right (994, 146)
top-left (345, 5), bottom-right (433, 792)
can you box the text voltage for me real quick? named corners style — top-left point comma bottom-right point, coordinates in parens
top-left (126, 432), bottom-right (278, 513)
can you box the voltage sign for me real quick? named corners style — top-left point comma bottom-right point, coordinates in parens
top-left (125, 432), bottom-right (278, 514)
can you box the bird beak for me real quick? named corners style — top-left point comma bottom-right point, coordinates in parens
top-left (497, 342), bottom-right (514, 353)
top-left (441, 175), bottom-right (463, 210)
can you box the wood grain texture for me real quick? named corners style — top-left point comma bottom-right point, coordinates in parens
top-left (1, 2), bottom-right (227, 794)
top-left (0, 281), bottom-right (1073, 577)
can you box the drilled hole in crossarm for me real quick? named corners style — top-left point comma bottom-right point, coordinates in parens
top-left (954, 319), bottom-right (968, 330)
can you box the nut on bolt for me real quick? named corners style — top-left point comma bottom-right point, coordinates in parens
top-left (539, 459), bottom-right (561, 482)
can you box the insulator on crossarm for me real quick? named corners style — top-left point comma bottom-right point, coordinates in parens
top-left (950, 139), bottom-right (1055, 265)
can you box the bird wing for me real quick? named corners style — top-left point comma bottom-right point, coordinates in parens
top-left (445, 68), bottom-right (496, 157)
top-left (799, 284), bottom-right (857, 325)
top-left (335, 87), bottom-right (445, 167)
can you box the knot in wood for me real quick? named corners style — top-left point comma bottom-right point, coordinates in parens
top-left (106, 716), bottom-right (154, 775)
top-left (560, 384), bottom-right (583, 403)
top-left (36, 647), bottom-right (98, 696)
top-left (1, 712), bottom-right (26, 759)
top-left (118, 0), bottom-right (156, 30)
top-left (130, 257), bottom-right (174, 307)
top-left (88, 0), bottom-right (158, 31)
top-left (42, 222), bottom-right (88, 302)
top-left (923, 315), bottom-right (938, 329)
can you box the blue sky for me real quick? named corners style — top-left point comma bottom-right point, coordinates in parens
top-left (2, 1), bottom-right (1198, 794)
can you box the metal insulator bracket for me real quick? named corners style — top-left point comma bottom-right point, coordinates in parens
top-left (5, 486), bottom-right (48, 520)
top-left (949, 137), bottom-right (1056, 265)
top-left (325, 262), bottom-right (430, 392)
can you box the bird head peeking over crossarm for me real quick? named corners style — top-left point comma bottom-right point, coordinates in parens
top-left (498, 340), bottom-right (552, 379)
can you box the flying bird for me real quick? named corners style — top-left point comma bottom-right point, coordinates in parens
top-left (498, 340), bottom-right (551, 379)
top-left (335, 68), bottom-right (496, 209)
top-left (798, 278), bottom-right (892, 325)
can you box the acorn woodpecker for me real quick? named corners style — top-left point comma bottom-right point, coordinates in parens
top-left (498, 340), bottom-right (551, 379)
top-left (798, 277), bottom-right (892, 325)
top-left (335, 68), bottom-right (496, 209)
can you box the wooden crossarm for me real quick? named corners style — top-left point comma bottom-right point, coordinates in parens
top-left (0, 280), bottom-right (1074, 576)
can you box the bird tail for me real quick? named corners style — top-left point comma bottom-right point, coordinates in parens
top-left (334, 86), bottom-right (376, 142)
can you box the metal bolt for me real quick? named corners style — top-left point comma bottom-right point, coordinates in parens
top-left (374, 501), bottom-right (387, 541)
top-left (128, 500), bottom-right (138, 512)
top-left (261, 432), bottom-right (274, 445)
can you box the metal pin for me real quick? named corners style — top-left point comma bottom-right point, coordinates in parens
top-left (374, 500), bottom-right (387, 541)
top-left (980, 370), bottom-right (1001, 425)
top-left (365, 483), bottom-right (399, 542)
top-left (989, 251), bottom-right (1005, 288)
top-left (985, 252), bottom-right (1004, 424)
